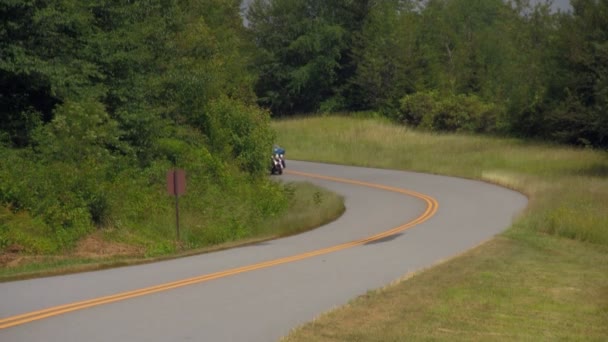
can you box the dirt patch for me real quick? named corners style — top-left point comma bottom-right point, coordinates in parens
top-left (0, 234), bottom-right (143, 269)
top-left (74, 233), bottom-right (143, 258)
top-left (0, 244), bottom-right (25, 267)
top-left (0, 253), bottom-right (18, 267)
top-left (0, 254), bottom-right (58, 268)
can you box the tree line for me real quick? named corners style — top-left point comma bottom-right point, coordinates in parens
top-left (246, 0), bottom-right (608, 148)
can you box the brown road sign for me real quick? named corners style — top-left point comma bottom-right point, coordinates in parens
top-left (167, 169), bottom-right (186, 196)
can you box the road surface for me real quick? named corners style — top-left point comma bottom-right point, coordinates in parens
top-left (0, 161), bottom-right (527, 341)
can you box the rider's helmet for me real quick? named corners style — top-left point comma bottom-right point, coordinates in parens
top-left (273, 145), bottom-right (286, 156)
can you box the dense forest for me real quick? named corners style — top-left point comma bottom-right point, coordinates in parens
top-left (1, 0), bottom-right (606, 255)
top-left (247, 0), bottom-right (607, 147)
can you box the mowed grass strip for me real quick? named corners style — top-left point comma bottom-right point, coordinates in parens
top-left (274, 115), bottom-right (608, 340)
top-left (283, 236), bottom-right (608, 341)
top-left (255, 181), bottom-right (345, 238)
top-left (0, 181), bottom-right (344, 282)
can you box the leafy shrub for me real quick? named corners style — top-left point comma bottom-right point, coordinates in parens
top-left (199, 97), bottom-right (275, 175)
top-left (0, 205), bottom-right (58, 254)
top-left (398, 91), bottom-right (502, 133)
top-left (32, 99), bottom-right (126, 163)
top-left (0, 155), bottom-right (95, 251)
top-left (397, 91), bottom-right (437, 127)
top-left (319, 96), bottom-right (346, 114)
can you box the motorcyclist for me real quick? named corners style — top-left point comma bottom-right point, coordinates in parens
top-left (272, 145), bottom-right (286, 169)
top-left (270, 152), bottom-right (283, 175)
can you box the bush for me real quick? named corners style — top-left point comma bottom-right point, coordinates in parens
top-left (397, 91), bottom-right (502, 133)
top-left (194, 97), bottom-right (275, 175)
top-left (0, 151), bottom-right (97, 251)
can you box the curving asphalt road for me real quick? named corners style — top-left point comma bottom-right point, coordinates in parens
top-left (0, 161), bottom-right (527, 342)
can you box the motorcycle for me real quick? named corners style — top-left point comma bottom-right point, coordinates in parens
top-left (270, 145), bottom-right (286, 175)
top-left (270, 153), bottom-right (285, 175)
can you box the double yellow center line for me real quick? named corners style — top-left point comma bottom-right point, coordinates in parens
top-left (0, 170), bottom-right (439, 330)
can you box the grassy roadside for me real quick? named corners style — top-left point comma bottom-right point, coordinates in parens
top-left (0, 181), bottom-right (345, 282)
top-left (274, 115), bottom-right (608, 340)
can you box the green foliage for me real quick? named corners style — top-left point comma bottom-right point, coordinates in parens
top-left (202, 98), bottom-right (275, 174)
top-left (398, 91), bottom-right (501, 133)
top-left (0, 0), bottom-right (289, 257)
top-left (349, 0), bottom-right (420, 111)
top-left (144, 241), bottom-right (177, 258)
top-left (544, 0), bottom-right (608, 147)
top-left (246, 0), bottom-right (360, 114)
top-left (32, 99), bottom-right (127, 162)
top-left (0, 148), bottom-right (94, 251)
top-left (247, 0), bottom-right (606, 148)
top-left (0, 0), bottom-right (98, 146)
top-left (1, 135), bottom-right (291, 256)
top-left (0, 206), bottom-right (57, 254)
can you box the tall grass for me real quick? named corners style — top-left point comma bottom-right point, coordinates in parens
top-left (0, 181), bottom-right (344, 281)
top-left (274, 115), bottom-right (608, 341)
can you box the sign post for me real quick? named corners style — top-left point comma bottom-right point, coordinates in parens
top-left (166, 169), bottom-right (186, 240)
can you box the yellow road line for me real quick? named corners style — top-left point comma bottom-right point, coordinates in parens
top-left (0, 169), bottom-right (439, 330)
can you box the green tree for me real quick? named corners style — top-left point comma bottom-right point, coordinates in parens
top-left (0, 0), bottom-right (100, 146)
top-left (247, 0), bottom-right (373, 114)
top-left (32, 99), bottom-right (124, 163)
top-left (349, 0), bottom-right (420, 111)
top-left (247, 0), bottom-right (342, 114)
top-left (546, 0), bottom-right (608, 147)
top-left (416, 0), bottom-right (523, 96)
top-left (492, 1), bottom-right (556, 137)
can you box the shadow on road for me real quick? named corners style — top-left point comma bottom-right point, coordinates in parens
top-left (364, 233), bottom-right (403, 245)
